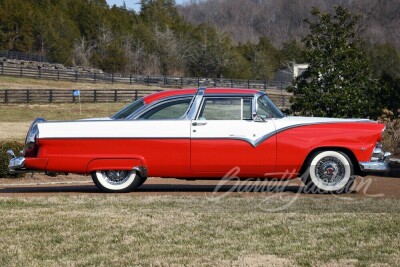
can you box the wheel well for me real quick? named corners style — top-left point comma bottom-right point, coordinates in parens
top-left (298, 147), bottom-right (362, 177)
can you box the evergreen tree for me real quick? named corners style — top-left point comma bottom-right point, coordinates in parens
top-left (289, 6), bottom-right (381, 118)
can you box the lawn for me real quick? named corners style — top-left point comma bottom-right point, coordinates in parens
top-left (0, 195), bottom-right (399, 266)
top-left (0, 103), bottom-right (126, 122)
top-left (0, 76), bottom-right (162, 90)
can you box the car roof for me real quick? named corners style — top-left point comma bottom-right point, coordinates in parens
top-left (142, 88), bottom-right (260, 105)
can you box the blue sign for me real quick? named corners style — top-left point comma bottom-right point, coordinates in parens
top-left (73, 90), bottom-right (80, 96)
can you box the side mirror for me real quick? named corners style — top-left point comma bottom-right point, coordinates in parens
top-left (252, 112), bottom-right (265, 122)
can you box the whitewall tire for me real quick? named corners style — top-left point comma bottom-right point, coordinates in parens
top-left (91, 170), bottom-right (141, 193)
top-left (304, 151), bottom-right (355, 193)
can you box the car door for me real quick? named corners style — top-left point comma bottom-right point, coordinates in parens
top-left (190, 96), bottom-right (277, 177)
top-left (132, 97), bottom-right (193, 177)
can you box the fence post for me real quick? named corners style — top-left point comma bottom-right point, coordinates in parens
top-left (26, 90), bottom-right (30, 103)
top-left (1, 64), bottom-right (3, 75)
top-left (180, 77), bottom-right (183, 88)
top-left (129, 74), bottom-right (132, 85)
top-left (94, 90), bottom-right (97, 102)
top-left (147, 76), bottom-right (150, 86)
top-left (197, 77), bottom-right (200, 87)
top-left (231, 79), bottom-right (233, 88)
top-left (49, 90), bottom-right (53, 103)
top-left (75, 70), bottom-right (78, 82)
top-left (73, 92), bottom-right (75, 103)
top-left (214, 78), bottom-right (217, 87)
top-left (264, 80), bottom-right (267, 90)
top-left (39, 68), bottom-right (41, 79)
top-left (111, 73), bottom-right (114, 84)
top-left (4, 90), bottom-right (8, 103)
top-left (247, 80), bottom-right (250, 89)
top-left (164, 76), bottom-right (166, 86)
top-left (57, 70), bottom-right (60, 80)
top-left (114, 90), bottom-right (117, 102)
top-left (135, 90), bottom-right (138, 100)
top-left (93, 73), bottom-right (96, 83)
top-left (20, 67), bottom-right (23, 77)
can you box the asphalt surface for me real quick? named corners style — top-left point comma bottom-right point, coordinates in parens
top-left (0, 175), bottom-right (399, 198)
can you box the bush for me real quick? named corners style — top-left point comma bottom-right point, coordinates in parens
top-left (379, 109), bottom-right (400, 157)
top-left (0, 140), bottom-right (25, 178)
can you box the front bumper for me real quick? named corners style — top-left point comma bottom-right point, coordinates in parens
top-left (359, 144), bottom-right (391, 173)
top-left (7, 150), bottom-right (27, 174)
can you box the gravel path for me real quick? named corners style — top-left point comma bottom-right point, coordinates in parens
top-left (0, 174), bottom-right (398, 198)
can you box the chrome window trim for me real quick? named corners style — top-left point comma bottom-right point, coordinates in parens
top-left (195, 96), bottom-right (254, 121)
top-left (185, 87), bottom-right (206, 120)
top-left (254, 92), bottom-right (285, 119)
top-left (131, 95), bottom-right (195, 120)
top-left (112, 98), bottom-right (146, 120)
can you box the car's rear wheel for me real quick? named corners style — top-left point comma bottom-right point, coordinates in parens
top-left (303, 150), bottom-right (355, 194)
top-left (138, 177), bottom-right (147, 187)
top-left (91, 170), bottom-right (141, 193)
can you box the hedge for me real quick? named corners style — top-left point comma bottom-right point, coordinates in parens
top-left (0, 140), bottom-right (25, 178)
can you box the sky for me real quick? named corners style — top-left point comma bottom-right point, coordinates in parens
top-left (106, 0), bottom-right (188, 11)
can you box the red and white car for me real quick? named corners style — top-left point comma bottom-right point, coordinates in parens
top-left (8, 88), bottom-right (390, 193)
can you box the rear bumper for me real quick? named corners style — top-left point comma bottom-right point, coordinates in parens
top-left (7, 150), bottom-right (27, 174)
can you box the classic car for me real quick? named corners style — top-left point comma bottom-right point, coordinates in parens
top-left (7, 88), bottom-right (390, 193)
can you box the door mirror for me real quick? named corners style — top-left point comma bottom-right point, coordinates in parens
top-left (252, 112), bottom-right (265, 122)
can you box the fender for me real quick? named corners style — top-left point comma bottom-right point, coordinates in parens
top-left (86, 158), bottom-right (147, 177)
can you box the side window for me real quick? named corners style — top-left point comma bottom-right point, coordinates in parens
top-left (138, 98), bottom-right (191, 120)
top-left (198, 97), bottom-right (252, 120)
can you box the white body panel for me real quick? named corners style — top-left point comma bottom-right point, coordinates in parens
top-left (38, 117), bottom-right (373, 140)
top-left (38, 120), bottom-right (191, 139)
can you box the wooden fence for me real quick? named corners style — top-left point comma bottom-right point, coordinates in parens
top-left (0, 89), bottom-right (291, 108)
top-left (0, 65), bottom-right (291, 90)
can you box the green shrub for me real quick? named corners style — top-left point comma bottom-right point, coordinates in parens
top-left (0, 140), bottom-right (25, 178)
top-left (379, 109), bottom-right (400, 157)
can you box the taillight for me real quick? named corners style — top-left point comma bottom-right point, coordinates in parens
top-left (24, 118), bottom-right (46, 157)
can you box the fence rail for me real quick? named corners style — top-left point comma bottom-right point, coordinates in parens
top-left (0, 89), bottom-right (291, 108)
top-left (0, 65), bottom-right (290, 90)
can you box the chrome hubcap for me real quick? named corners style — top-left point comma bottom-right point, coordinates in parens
top-left (315, 156), bottom-right (345, 186)
top-left (101, 170), bottom-right (131, 185)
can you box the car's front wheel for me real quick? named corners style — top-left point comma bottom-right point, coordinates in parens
top-left (303, 150), bottom-right (355, 194)
top-left (91, 170), bottom-right (141, 193)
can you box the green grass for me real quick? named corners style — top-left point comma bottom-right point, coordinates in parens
top-left (0, 103), bottom-right (126, 122)
top-left (0, 195), bottom-right (399, 266)
top-left (0, 76), bottom-right (162, 90)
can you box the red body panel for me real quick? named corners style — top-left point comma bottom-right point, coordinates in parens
top-left (34, 139), bottom-right (190, 176)
top-left (275, 122), bottom-right (384, 175)
top-left (26, 122), bottom-right (384, 179)
top-left (86, 158), bottom-right (142, 173)
top-left (142, 88), bottom-right (259, 105)
top-left (143, 89), bottom-right (196, 104)
top-left (190, 138), bottom-right (276, 177)
top-left (24, 158), bottom-right (48, 171)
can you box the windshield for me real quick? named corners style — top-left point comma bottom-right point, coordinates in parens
top-left (111, 99), bottom-right (145, 119)
top-left (257, 94), bottom-right (284, 119)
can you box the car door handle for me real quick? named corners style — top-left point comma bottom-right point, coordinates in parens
top-left (192, 121), bottom-right (207, 126)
